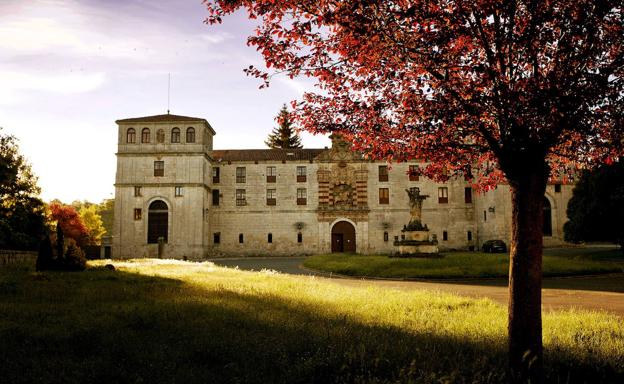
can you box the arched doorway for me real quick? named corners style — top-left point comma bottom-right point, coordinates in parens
top-left (331, 221), bottom-right (356, 253)
top-left (543, 197), bottom-right (552, 236)
top-left (148, 200), bottom-right (168, 243)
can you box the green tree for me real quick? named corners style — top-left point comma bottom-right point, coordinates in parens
top-left (79, 205), bottom-right (106, 245)
top-left (264, 104), bottom-right (303, 149)
top-left (564, 163), bottom-right (624, 254)
top-left (0, 128), bottom-right (46, 250)
top-left (96, 199), bottom-right (114, 237)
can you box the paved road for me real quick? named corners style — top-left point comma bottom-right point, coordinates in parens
top-left (210, 257), bottom-right (624, 317)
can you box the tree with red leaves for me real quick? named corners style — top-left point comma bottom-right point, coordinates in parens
top-left (205, 1), bottom-right (623, 382)
top-left (48, 202), bottom-right (89, 248)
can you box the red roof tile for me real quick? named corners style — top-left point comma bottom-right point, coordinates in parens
top-left (211, 148), bottom-right (326, 162)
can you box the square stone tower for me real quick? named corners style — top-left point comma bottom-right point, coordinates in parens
top-left (112, 114), bottom-right (215, 259)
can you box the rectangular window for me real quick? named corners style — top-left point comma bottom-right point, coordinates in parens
top-left (297, 188), bottom-right (307, 205)
top-left (212, 189), bottom-right (220, 206)
top-left (467, 231), bottom-right (473, 241)
top-left (212, 167), bottom-right (220, 183)
top-left (236, 167), bottom-right (246, 183)
top-left (236, 189), bottom-right (246, 206)
top-left (383, 231), bottom-right (389, 242)
top-left (438, 187), bottom-right (448, 204)
top-left (266, 189), bottom-right (276, 206)
top-left (409, 165), bottom-right (419, 181)
top-left (378, 165), bottom-right (389, 182)
top-left (175, 186), bottom-right (183, 197)
top-left (266, 166), bottom-right (276, 183)
top-left (133, 208), bottom-right (142, 220)
top-left (268, 233), bottom-right (273, 243)
top-left (134, 186), bottom-right (142, 197)
top-left (484, 210), bottom-right (487, 222)
top-left (379, 188), bottom-right (389, 204)
top-left (239, 233), bottom-right (244, 243)
top-left (554, 184), bottom-right (561, 193)
top-left (297, 233), bottom-right (303, 243)
top-left (154, 161), bottom-right (164, 177)
top-left (443, 231), bottom-right (448, 241)
top-left (464, 187), bottom-right (472, 204)
top-left (297, 166), bottom-right (307, 182)
top-left (213, 232), bottom-right (220, 244)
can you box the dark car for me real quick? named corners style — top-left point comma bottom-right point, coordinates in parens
top-left (482, 240), bottom-right (507, 253)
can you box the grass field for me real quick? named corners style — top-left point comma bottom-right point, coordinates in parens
top-left (303, 248), bottom-right (624, 279)
top-left (0, 259), bottom-right (623, 383)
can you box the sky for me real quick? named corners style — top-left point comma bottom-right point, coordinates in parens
top-left (0, 0), bottom-right (330, 203)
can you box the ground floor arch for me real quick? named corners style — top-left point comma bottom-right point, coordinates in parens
top-left (148, 200), bottom-right (169, 244)
top-left (331, 220), bottom-right (356, 253)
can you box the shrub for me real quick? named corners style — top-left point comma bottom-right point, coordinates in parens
top-left (61, 242), bottom-right (86, 271)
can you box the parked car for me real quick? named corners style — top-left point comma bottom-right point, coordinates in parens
top-left (482, 240), bottom-right (507, 253)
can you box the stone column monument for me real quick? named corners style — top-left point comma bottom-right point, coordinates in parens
top-left (393, 187), bottom-right (440, 257)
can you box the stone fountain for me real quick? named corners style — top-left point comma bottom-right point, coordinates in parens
top-left (393, 187), bottom-right (440, 257)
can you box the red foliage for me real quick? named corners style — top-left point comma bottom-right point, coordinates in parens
top-left (205, 0), bottom-right (623, 191)
top-left (49, 202), bottom-right (89, 247)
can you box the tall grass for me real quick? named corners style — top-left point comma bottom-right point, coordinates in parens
top-left (0, 260), bottom-right (622, 383)
top-left (303, 251), bottom-right (624, 279)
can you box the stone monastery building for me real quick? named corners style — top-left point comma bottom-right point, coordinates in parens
top-left (112, 113), bottom-right (573, 259)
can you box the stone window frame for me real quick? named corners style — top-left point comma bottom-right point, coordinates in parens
top-left (296, 188), bottom-right (307, 205)
top-left (126, 128), bottom-right (136, 143)
top-left (296, 166), bottom-right (307, 182)
top-left (409, 165), bottom-right (419, 181)
top-left (438, 187), bottom-right (449, 204)
top-left (174, 186), bottom-right (183, 197)
top-left (154, 161), bottom-right (164, 177)
top-left (213, 232), bottom-right (221, 244)
top-left (268, 233), bottom-right (273, 243)
top-left (236, 167), bottom-right (246, 183)
top-left (133, 208), bottom-right (142, 220)
top-left (378, 165), bottom-right (389, 182)
top-left (297, 232), bottom-right (303, 243)
top-left (212, 189), bottom-right (220, 206)
top-left (186, 127), bottom-right (196, 143)
top-left (464, 187), bottom-right (473, 204)
top-left (212, 167), bottom-right (220, 183)
top-left (379, 188), bottom-right (390, 204)
top-left (141, 128), bottom-right (150, 143)
top-left (239, 233), bottom-right (244, 243)
top-left (171, 127), bottom-right (180, 143)
top-left (266, 166), bottom-right (277, 183)
top-left (442, 230), bottom-right (448, 241)
top-left (134, 186), bottom-right (142, 197)
top-left (266, 188), bottom-right (277, 206)
top-left (236, 189), bottom-right (246, 206)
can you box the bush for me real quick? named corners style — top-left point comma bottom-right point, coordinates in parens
top-left (61, 242), bottom-right (86, 271)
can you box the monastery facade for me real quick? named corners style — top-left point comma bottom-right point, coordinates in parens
top-left (112, 114), bottom-right (573, 259)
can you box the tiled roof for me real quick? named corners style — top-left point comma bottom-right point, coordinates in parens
top-left (211, 148), bottom-right (327, 162)
top-left (116, 114), bottom-right (208, 124)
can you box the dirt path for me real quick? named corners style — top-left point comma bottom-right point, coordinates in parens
top-left (210, 257), bottom-right (624, 317)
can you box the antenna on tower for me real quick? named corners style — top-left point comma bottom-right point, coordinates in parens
top-left (167, 73), bottom-right (171, 114)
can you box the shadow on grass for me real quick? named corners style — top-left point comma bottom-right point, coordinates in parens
top-left (0, 265), bottom-right (621, 384)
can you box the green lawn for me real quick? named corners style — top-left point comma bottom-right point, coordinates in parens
top-left (0, 259), bottom-right (623, 383)
top-left (303, 248), bottom-right (624, 279)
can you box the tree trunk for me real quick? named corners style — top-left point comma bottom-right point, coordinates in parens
top-left (507, 167), bottom-right (548, 384)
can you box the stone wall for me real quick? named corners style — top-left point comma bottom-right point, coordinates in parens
top-left (0, 250), bottom-right (37, 267)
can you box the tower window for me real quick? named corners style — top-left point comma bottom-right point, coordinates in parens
top-left (213, 232), bottom-right (220, 244)
top-left (442, 231), bottom-right (448, 241)
top-left (212, 167), bottom-right (220, 183)
top-left (186, 127), bottom-right (195, 143)
top-left (467, 231), bottom-right (472, 241)
top-left (133, 208), bottom-right (142, 220)
top-left (171, 127), bottom-right (180, 143)
top-left (268, 233), bottom-right (273, 243)
top-left (383, 231), bottom-right (389, 242)
top-left (141, 128), bottom-right (150, 143)
top-left (297, 233), bottom-right (302, 243)
top-left (239, 233), bottom-right (244, 244)
top-left (175, 186), bottom-right (183, 197)
top-left (134, 186), bottom-right (142, 197)
top-left (126, 128), bottom-right (136, 143)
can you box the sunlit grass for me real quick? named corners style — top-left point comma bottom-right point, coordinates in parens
top-left (303, 250), bottom-right (624, 279)
top-left (0, 259), bottom-right (622, 383)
